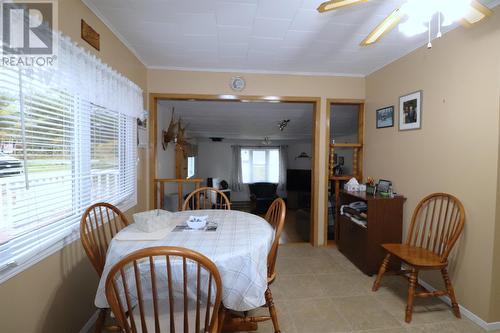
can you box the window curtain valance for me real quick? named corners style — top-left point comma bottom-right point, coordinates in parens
top-left (25, 33), bottom-right (143, 118)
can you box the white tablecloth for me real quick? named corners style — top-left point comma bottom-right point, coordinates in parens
top-left (94, 210), bottom-right (274, 312)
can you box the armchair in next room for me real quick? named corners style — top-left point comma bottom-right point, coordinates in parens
top-left (249, 182), bottom-right (279, 214)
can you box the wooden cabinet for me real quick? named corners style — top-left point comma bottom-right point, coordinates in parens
top-left (337, 190), bottom-right (405, 275)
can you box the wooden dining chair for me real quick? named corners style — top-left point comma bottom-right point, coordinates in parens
top-left (80, 202), bottom-right (130, 332)
top-left (105, 246), bottom-right (224, 333)
top-left (372, 193), bottom-right (465, 323)
top-left (241, 197), bottom-right (286, 333)
top-left (182, 187), bottom-right (231, 211)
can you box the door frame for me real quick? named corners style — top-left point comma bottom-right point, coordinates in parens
top-left (325, 99), bottom-right (365, 245)
top-left (149, 93), bottom-right (321, 246)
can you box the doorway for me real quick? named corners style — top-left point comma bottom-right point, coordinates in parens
top-left (326, 100), bottom-right (365, 245)
top-left (149, 94), bottom-right (321, 246)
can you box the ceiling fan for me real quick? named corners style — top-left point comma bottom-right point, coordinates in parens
top-left (317, 0), bottom-right (493, 46)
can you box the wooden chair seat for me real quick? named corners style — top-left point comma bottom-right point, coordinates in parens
top-left (382, 244), bottom-right (446, 268)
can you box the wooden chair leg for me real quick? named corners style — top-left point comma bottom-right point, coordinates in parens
top-left (94, 308), bottom-right (107, 333)
top-left (441, 267), bottom-right (461, 318)
top-left (405, 269), bottom-right (418, 323)
top-left (265, 287), bottom-right (281, 333)
top-left (372, 254), bottom-right (391, 292)
top-left (217, 306), bottom-right (227, 333)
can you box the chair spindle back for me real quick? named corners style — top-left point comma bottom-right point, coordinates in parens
top-left (182, 187), bottom-right (231, 211)
top-left (265, 198), bottom-right (286, 279)
top-left (105, 247), bottom-right (223, 333)
top-left (406, 193), bottom-right (465, 262)
top-left (80, 202), bottom-right (129, 276)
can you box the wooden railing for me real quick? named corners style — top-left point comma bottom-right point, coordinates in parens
top-left (329, 143), bottom-right (362, 180)
top-left (154, 178), bottom-right (203, 211)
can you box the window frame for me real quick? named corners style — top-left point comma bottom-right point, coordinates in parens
top-left (0, 69), bottom-right (139, 284)
top-left (187, 156), bottom-right (195, 179)
top-left (241, 147), bottom-right (280, 184)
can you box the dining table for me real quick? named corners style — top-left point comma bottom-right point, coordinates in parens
top-left (94, 209), bottom-right (275, 331)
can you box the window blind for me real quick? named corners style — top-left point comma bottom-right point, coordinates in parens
top-left (0, 34), bottom-right (142, 282)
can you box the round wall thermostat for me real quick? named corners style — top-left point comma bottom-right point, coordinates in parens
top-left (230, 76), bottom-right (245, 91)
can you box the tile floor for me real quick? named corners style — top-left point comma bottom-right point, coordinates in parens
top-left (94, 242), bottom-right (498, 333)
top-left (248, 243), bottom-right (499, 333)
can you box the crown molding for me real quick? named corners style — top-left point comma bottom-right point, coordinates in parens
top-left (147, 65), bottom-right (365, 78)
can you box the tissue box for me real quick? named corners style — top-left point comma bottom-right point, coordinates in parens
top-left (344, 177), bottom-right (361, 192)
top-left (133, 209), bottom-right (173, 232)
top-left (344, 183), bottom-right (360, 192)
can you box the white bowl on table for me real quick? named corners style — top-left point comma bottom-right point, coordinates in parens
top-left (186, 216), bottom-right (208, 230)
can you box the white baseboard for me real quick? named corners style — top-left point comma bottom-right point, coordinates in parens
top-left (418, 279), bottom-right (500, 331)
top-left (79, 310), bottom-right (99, 333)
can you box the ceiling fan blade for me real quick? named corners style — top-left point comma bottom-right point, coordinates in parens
top-left (460, 0), bottom-right (492, 27)
top-left (360, 8), bottom-right (403, 46)
top-left (317, 0), bottom-right (369, 13)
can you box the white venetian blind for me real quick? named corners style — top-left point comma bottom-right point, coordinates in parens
top-left (0, 33), bottom-right (142, 281)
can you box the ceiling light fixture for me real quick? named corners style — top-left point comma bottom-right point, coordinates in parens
top-left (362, 8), bottom-right (403, 45)
top-left (278, 119), bottom-right (290, 131)
top-left (262, 137), bottom-right (272, 146)
top-left (392, 0), bottom-right (492, 48)
top-left (317, 0), bottom-right (369, 12)
top-left (319, 0), bottom-right (494, 46)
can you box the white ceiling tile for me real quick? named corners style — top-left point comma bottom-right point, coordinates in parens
top-left (165, 0), bottom-right (217, 13)
top-left (289, 9), bottom-right (330, 32)
top-left (177, 35), bottom-right (219, 52)
top-left (252, 18), bottom-right (291, 39)
top-left (87, 0), bottom-right (500, 75)
top-left (217, 56), bottom-right (248, 66)
top-left (217, 0), bottom-right (258, 3)
top-left (158, 100), bottom-right (313, 140)
top-left (300, 0), bottom-right (321, 10)
top-left (256, 0), bottom-right (302, 20)
top-left (215, 2), bottom-right (258, 26)
top-left (217, 25), bottom-right (253, 43)
top-left (282, 30), bottom-right (316, 48)
top-left (178, 13), bottom-right (217, 35)
top-left (219, 43), bottom-right (248, 57)
top-left (249, 37), bottom-right (284, 51)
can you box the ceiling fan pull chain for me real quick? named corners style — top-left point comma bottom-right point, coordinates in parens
top-left (437, 12), bottom-right (442, 38)
top-left (427, 20), bottom-right (432, 49)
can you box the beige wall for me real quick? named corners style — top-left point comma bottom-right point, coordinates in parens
top-left (0, 0), bottom-right (148, 332)
top-left (493, 62), bottom-right (500, 320)
top-left (364, 12), bottom-right (500, 322)
top-left (148, 70), bottom-right (365, 245)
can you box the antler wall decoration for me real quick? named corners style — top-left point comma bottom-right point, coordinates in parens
top-left (161, 108), bottom-right (191, 151)
top-left (162, 109), bottom-right (177, 150)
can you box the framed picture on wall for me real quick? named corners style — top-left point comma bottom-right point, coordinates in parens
top-left (399, 90), bottom-right (422, 131)
top-left (376, 106), bottom-right (394, 128)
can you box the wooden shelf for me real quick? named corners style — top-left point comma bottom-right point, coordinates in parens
top-left (330, 143), bottom-right (362, 148)
top-left (329, 175), bottom-right (357, 181)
